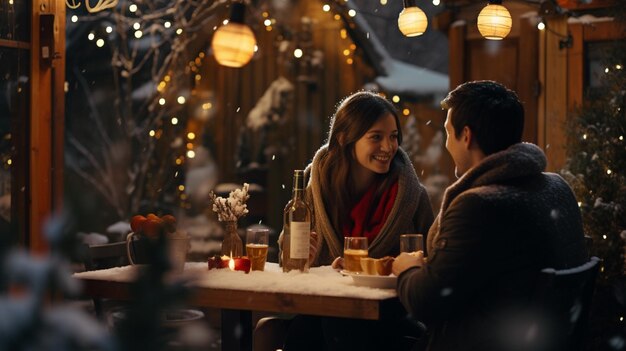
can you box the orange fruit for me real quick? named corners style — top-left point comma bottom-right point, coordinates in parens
top-left (161, 214), bottom-right (177, 233)
top-left (143, 217), bottom-right (163, 238)
top-left (130, 215), bottom-right (147, 233)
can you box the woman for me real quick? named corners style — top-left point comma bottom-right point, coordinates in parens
top-left (305, 90), bottom-right (433, 266)
top-left (259, 91), bottom-right (434, 351)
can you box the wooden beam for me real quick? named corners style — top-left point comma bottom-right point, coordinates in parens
top-left (51, 0), bottom-right (66, 212)
top-left (517, 16), bottom-right (539, 144)
top-left (567, 23), bottom-right (584, 113)
top-left (537, 23), bottom-right (547, 152)
top-left (582, 20), bottom-right (626, 41)
top-left (543, 15), bottom-right (569, 172)
top-left (30, 0), bottom-right (51, 253)
top-left (448, 23), bottom-right (466, 91)
top-left (0, 39), bottom-right (30, 49)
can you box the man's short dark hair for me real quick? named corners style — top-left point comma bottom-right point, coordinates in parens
top-left (441, 80), bottom-right (524, 156)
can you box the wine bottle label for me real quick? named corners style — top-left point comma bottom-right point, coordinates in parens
top-left (290, 221), bottom-right (310, 259)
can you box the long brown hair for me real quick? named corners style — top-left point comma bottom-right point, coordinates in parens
top-left (318, 91), bottom-right (403, 236)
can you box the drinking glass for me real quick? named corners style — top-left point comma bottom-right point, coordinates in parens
top-left (246, 227), bottom-right (270, 271)
top-left (343, 237), bottom-right (368, 273)
top-left (400, 234), bottom-right (424, 254)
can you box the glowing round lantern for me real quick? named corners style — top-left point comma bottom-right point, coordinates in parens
top-left (211, 2), bottom-right (257, 68)
top-left (477, 2), bottom-right (512, 40)
top-left (397, 0), bottom-right (428, 37)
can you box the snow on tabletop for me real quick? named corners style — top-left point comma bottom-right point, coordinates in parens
top-left (74, 263), bottom-right (396, 300)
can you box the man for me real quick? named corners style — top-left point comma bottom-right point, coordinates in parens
top-left (393, 80), bottom-right (588, 351)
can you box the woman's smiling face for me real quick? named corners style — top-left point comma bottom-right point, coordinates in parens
top-left (352, 113), bottom-right (399, 176)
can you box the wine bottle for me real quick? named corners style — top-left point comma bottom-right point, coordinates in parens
top-left (282, 170), bottom-right (311, 273)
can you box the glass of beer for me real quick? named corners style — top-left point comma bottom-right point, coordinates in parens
top-left (400, 234), bottom-right (424, 254)
top-left (343, 237), bottom-right (368, 273)
top-left (246, 227), bottom-right (269, 271)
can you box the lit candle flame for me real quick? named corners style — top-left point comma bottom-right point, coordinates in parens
top-left (229, 258), bottom-right (235, 270)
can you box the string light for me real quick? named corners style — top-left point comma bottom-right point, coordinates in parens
top-left (348, 9), bottom-right (357, 17)
top-left (294, 49), bottom-right (303, 58)
top-left (392, 95), bottom-right (400, 103)
top-left (177, 96), bottom-right (186, 104)
top-left (71, 15), bottom-right (78, 22)
top-left (106, 26), bottom-right (113, 33)
top-left (322, 4), bottom-right (331, 12)
top-left (129, 3), bottom-right (137, 12)
top-left (149, 130), bottom-right (156, 137)
top-left (537, 20), bottom-right (545, 31)
top-left (96, 39), bottom-right (105, 47)
top-left (88, 33), bottom-right (95, 40)
top-left (164, 21), bottom-right (171, 28)
top-left (186, 150), bottom-right (196, 158)
top-left (171, 117), bottom-right (179, 125)
top-left (159, 98), bottom-right (166, 105)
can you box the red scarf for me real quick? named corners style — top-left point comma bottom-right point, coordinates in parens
top-left (343, 180), bottom-right (399, 241)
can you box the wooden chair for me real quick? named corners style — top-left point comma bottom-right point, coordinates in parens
top-left (531, 256), bottom-right (601, 351)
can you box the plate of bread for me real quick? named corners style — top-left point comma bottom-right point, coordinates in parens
top-left (341, 256), bottom-right (397, 289)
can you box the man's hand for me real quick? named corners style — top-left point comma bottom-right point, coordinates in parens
top-left (392, 251), bottom-right (425, 276)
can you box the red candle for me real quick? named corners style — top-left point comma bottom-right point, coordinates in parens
top-left (208, 255), bottom-right (230, 270)
top-left (229, 256), bottom-right (251, 273)
top-left (208, 255), bottom-right (251, 273)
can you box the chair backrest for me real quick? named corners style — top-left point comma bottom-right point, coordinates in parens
top-left (533, 256), bottom-right (601, 351)
top-left (83, 238), bottom-right (148, 270)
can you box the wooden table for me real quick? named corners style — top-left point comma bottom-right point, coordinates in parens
top-left (73, 262), bottom-right (403, 350)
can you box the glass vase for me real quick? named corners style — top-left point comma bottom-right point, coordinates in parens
top-left (221, 220), bottom-right (243, 257)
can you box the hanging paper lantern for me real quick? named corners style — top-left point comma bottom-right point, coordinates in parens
top-left (211, 2), bottom-right (257, 68)
top-left (397, 0), bottom-right (428, 37)
top-left (477, 2), bottom-right (512, 40)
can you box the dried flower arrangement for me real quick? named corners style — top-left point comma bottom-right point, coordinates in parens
top-left (209, 183), bottom-right (250, 222)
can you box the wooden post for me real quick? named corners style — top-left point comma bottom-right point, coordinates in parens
top-left (541, 15), bottom-right (569, 172)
